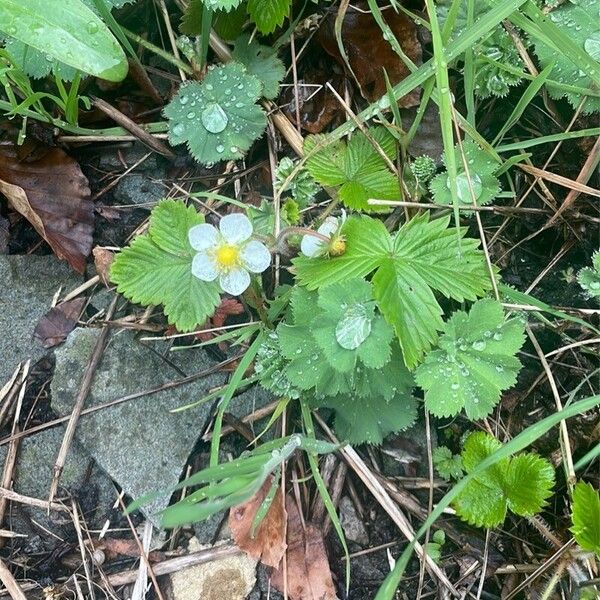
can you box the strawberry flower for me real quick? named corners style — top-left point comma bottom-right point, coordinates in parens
top-left (300, 211), bottom-right (347, 258)
top-left (189, 213), bottom-right (271, 296)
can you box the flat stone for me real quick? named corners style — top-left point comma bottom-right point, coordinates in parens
top-left (0, 427), bottom-right (115, 551)
top-left (113, 173), bottom-right (165, 208)
top-left (166, 539), bottom-right (257, 600)
top-left (51, 328), bottom-right (274, 526)
top-left (0, 255), bottom-right (82, 385)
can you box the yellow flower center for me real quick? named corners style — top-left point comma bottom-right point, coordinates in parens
top-left (329, 236), bottom-right (346, 257)
top-left (215, 244), bottom-right (240, 268)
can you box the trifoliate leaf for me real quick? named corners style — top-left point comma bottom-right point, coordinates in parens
top-left (415, 299), bottom-right (525, 419)
top-left (110, 200), bottom-right (220, 332)
top-left (432, 446), bottom-right (464, 481)
top-left (571, 481), bottom-right (600, 556)
top-left (430, 140), bottom-right (500, 209)
top-left (232, 34), bottom-right (285, 100)
top-left (247, 0), bottom-right (290, 34)
top-left (312, 390), bottom-right (417, 445)
top-left (533, 0), bottom-right (600, 113)
top-left (578, 250), bottom-right (600, 299)
top-left (293, 214), bottom-right (493, 368)
top-left (454, 432), bottom-right (555, 528)
top-left (304, 127), bottom-right (400, 212)
top-left (275, 157), bottom-right (319, 207)
top-left (164, 62), bottom-right (267, 165)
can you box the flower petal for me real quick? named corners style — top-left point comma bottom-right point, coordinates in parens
top-left (300, 234), bottom-right (325, 258)
top-left (219, 213), bottom-right (253, 244)
top-left (241, 240), bottom-right (271, 273)
top-left (219, 268), bottom-right (251, 296)
top-left (188, 223), bottom-right (220, 251)
top-left (192, 252), bottom-right (219, 281)
top-left (317, 216), bottom-right (339, 238)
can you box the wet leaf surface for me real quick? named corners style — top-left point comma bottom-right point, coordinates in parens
top-left (229, 477), bottom-right (287, 569)
top-left (318, 3), bottom-right (422, 106)
top-left (0, 143), bottom-right (94, 273)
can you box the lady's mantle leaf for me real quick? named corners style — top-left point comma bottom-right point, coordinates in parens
top-left (232, 34), bottom-right (285, 100)
top-left (571, 481), bottom-right (600, 556)
top-left (164, 62), bottom-right (267, 165)
top-left (454, 432), bottom-right (555, 528)
top-left (415, 299), bottom-right (525, 419)
top-left (304, 127), bottom-right (400, 212)
top-left (293, 214), bottom-right (492, 368)
top-left (247, 0), bottom-right (290, 34)
top-left (110, 200), bottom-right (220, 332)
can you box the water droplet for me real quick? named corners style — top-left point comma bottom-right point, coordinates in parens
top-left (451, 172), bottom-right (483, 203)
top-left (451, 382), bottom-right (459, 390)
top-left (180, 95), bottom-right (189, 105)
top-left (295, 348), bottom-right (302, 354)
top-left (235, 101), bottom-right (244, 108)
top-left (472, 340), bottom-right (486, 351)
top-left (237, 82), bottom-right (244, 90)
top-left (230, 146), bottom-right (238, 154)
top-left (87, 21), bottom-right (99, 34)
top-left (186, 111), bottom-right (195, 119)
top-left (172, 123), bottom-right (184, 136)
top-left (493, 331), bottom-right (503, 341)
top-left (216, 144), bottom-right (225, 153)
top-left (205, 83), bottom-right (214, 91)
top-left (590, 281), bottom-right (600, 290)
top-left (495, 366), bottom-right (504, 373)
top-left (201, 103), bottom-right (228, 133)
top-left (584, 32), bottom-right (600, 61)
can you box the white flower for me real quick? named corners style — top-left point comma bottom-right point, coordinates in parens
top-left (300, 210), bottom-right (347, 258)
top-left (188, 213), bottom-right (271, 296)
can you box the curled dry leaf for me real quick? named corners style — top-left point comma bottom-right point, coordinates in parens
top-left (318, 3), bottom-right (422, 106)
top-left (93, 246), bottom-right (115, 287)
top-left (229, 477), bottom-right (287, 569)
top-left (271, 496), bottom-right (337, 600)
top-left (0, 143), bottom-right (94, 273)
top-left (34, 297), bottom-right (86, 348)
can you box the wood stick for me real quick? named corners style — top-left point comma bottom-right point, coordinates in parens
top-left (0, 559), bottom-right (28, 600)
top-left (48, 297), bottom-right (118, 503)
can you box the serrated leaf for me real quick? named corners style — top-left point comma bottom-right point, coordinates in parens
top-left (247, 0), bottom-right (290, 34)
top-left (578, 250), bottom-right (600, 299)
top-left (232, 34), bottom-right (285, 100)
top-left (164, 62), bottom-right (266, 165)
top-left (110, 200), bottom-right (221, 332)
top-left (415, 299), bottom-right (525, 419)
top-left (312, 392), bottom-right (417, 445)
top-left (571, 481), bottom-right (600, 556)
top-left (432, 447), bottom-right (464, 481)
top-left (293, 214), bottom-right (492, 368)
top-left (204, 0), bottom-right (244, 11)
top-left (533, 0), bottom-right (600, 113)
top-left (305, 127), bottom-right (399, 212)
top-left (3, 38), bottom-right (79, 80)
top-left (0, 0), bottom-right (127, 81)
top-left (453, 432), bottom-right (555, 528)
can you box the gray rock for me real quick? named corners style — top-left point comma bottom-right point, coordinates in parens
top-left (0, 427), bottom-right (115, 550)
top-left (339, 496), bottom-right (368, 546)
top-left (96, 143), bottom-right (159, 172)
top-left (113, 173), bottom-right (165, 208)
top-left (51, 328), bottom-right (274, 525)
top-left (0, 255), bottom-right (82, 386)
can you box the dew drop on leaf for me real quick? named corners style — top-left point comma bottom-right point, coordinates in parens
top-left (452, 172), bottom-right (483, 203)
top-left (172, 123), bottom-right (184, 136)
top-left (335, 304), bottom-right (372, 350)
top-left (87, 21), bottom-right (99, 34)
top-left (472, 340), bottom-right (486, 351)
top-left (201, 103), bottom-right (228, 133)
top-left (180, 95), bottom-right (189, 105)
top-left (216, 144), bottom-right (225, 153)
top-left (584, 32), bottom-right (600, 61)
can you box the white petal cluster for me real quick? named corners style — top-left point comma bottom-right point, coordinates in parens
top-left (300, 211), bottom-right (346, 258)
top-left (189, 213), bottom-right (271, 296)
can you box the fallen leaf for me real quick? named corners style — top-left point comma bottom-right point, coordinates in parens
top-left (0, 143), bottom-right (94, 272)
top-left (93, 246), bottom-right (115, 287)
top-left (229, 477), bottom-right (287, 569)
top-left (196, 297), bottom-right (245, 350)
top-left (99, 537), bottom-right (165, 562)
top-left (318, 3), bottom-right (422, 106)
top-left (34, 298), bottom-right (86, 348)
top-left (271, 496), bottom-right (337, 600)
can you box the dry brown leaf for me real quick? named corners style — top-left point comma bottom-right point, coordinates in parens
top-left (318, 3), bottom-right (422, 106)
top-left (0, 143), bottom-right (94, 273)
top-left (229, 477), bottom-right (287, 568)
top-left (92, 246), bottom-right (115, 287)
top-left (271, 496), bottom-right (337, 600)
top-left (33, 298), bottom-right (86, 348)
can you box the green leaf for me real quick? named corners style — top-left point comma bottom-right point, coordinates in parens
top-left (578, 250), bottom-right (600, 299)
top-left (247, 0), bottom-right (290, 34)
top-left (532, 0), bottom-right (600, 113)
top-left (110, 200), bottom-right (221, 332)
top-left (430, 140), bottom-right (500, 209)
top-left (305, 128), bottom-right (400, 212)
top-left (275, 157), bottom-right (318, 207)
top-left (0, 0), bottom-right (127, 81)
top-left (232, 33), bottom-right (285, 100)
top-left (312, 391), bottom-right (417, 445)
top-left (571, 481), bottom-right (600, 556)
top-left (204, 0), bottom-right (243, 10)
top-left (294, 214), bottom-right (492, 368)
top-left (164, 62), bottom-right (267, 165)
top-left (432, 446), bottom-right (464, 481)
top-left (415, 299), bottom-right (525, 419)
top-left (453, 431), bottom-right (555, 528)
